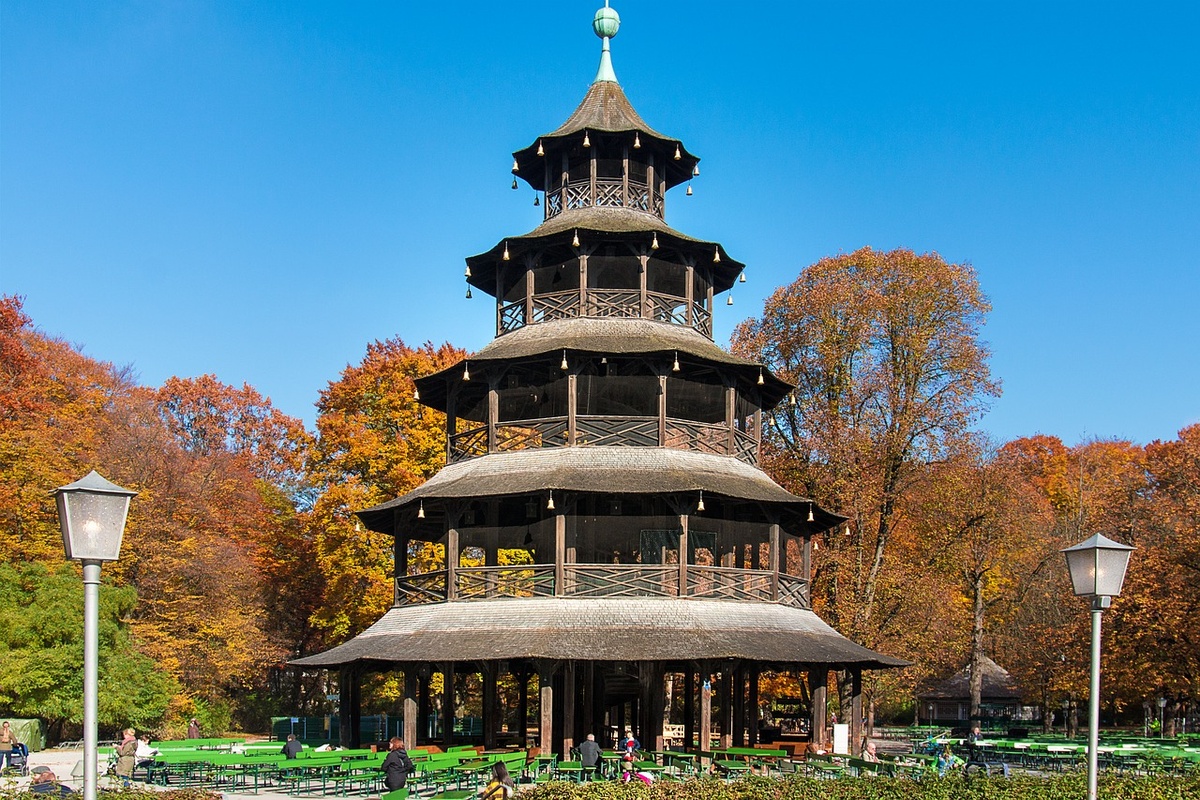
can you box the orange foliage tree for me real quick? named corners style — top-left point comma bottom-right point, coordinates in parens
top-left (305, 338), bottom-right (466, 642)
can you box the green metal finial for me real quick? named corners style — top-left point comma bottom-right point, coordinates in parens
top-left (593, 4), bottom-right (620, 83)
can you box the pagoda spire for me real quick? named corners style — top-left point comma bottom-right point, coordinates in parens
top-left (593, 2), bottom-right (620, 84)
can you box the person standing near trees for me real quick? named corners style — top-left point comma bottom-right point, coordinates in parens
top-left (0, 721), bottom-right (18, 770)
top-left (114, 729), bottom-right (137, 786)
top-left (187, 719), bottom-right (200, 739)
top-left (381, 737), bottom-right (414, 791)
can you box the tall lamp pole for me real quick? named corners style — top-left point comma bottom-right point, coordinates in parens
top-left (1062, 533), bottom-right (1134, 800)
top-left (53, 471), bottom-right (137, 800)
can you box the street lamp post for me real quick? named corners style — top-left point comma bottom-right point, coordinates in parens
top-left (1062, 533), bottom-right (1134, 800)
top-left (1158, 696), bottom-right (1168, 737)
top-left (53, 471), bottom-right (137, 800)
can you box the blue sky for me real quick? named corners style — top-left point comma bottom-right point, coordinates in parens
top-left (2, 1), bottom-right (1197, 446)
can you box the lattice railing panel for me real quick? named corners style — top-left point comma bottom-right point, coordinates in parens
top-left (646, 291), bottom-right (688, 325)
top-left (595, 181), bottom-right (624, 207)
top-left (576, 416), bottom-right (659, 448)
top-left (496, 418), bottom-right (568, 452)
top-left (396, 571), bottom-right (447, 606)
top-left (546, 192), bottom-right (563, 216)
top-left (687, 566), bottom-right (773, 602)
top-left (566, 184), bottom-right (590, 210)
top-left (531, 291), bottom-right (580, 324)
top-left (776, 574), bottom-right (810, 609)
top-left (455, 565), bottom-right (556, 600)
top-left (568, 564), bottom-right (679, 597)
top-left (587, 290), bottom-right (642, 318)
top-left (693, 304), bottom-right (712, 337)
top-left (449, 426), bottom-right (488, 463)
top-left (664, 419), bottom-right (729, 457)
top-left (734, 429), bottom-right (759, 466)
top-left (499, 300), bottom-right (525, 334)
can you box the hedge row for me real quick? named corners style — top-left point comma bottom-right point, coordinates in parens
top-left (520, 774), bottom-right (1200, 800)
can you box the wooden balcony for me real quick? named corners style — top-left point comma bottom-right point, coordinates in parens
top-left (448, 415), bottom-right (759, 466)
top-left (497, 288), bottom-right (713, 337)
top-left (544, 177), bottom-right (664, 219)
top-left (395, 563), bottom-right (810, 609)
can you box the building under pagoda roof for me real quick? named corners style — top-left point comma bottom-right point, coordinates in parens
top-left (294, 3), bottom-right (903, 758)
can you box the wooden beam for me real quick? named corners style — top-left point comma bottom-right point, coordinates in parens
top-left (403, 669), bottom-right (418, 749)
top-left (562, 661), bottom-right (576, 755)
top-left (554, 510), bottom-right (566, 596)
top-left (809, 668), bottom-right (828, 750)
top-left (483, 662), bottom-right (499, 750)
top-left (446, 525), bottom-right (459, 601)
top-left (678, 513), bottom-right (689, 597)
top-left (851, 668), bottom-right (863, 756)
top-left (699, 669), bottom-right (712, 752)
top-left (769, 523), bottom-right (781, 602)
top-left (539, 663), bottom-right (555, 755)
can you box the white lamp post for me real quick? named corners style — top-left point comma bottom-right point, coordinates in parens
top-left (53, 471), bottom-right (137, 800)
top-left (1062, 533), bottom-right (1134, 800)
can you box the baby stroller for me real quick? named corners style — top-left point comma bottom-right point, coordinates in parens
top-left (5, 743), bottom-right (30, 776)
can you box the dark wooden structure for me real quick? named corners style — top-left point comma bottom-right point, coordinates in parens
top-left (293, 5), bottom-right (904, 758)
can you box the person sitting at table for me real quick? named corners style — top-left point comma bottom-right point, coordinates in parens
top-left (862, 742), bottom-right (880, 763)
top-left (281, 734), bottom-right (303, 759)
top-left (381, 737), bottom-right (414, 791)
top-left (619, 729), bottom-right (640, 755)
top-left (480, 762), bottom-right (514, 799)
top-left (579, 733), bottom-right (602, 777)
top-left (620, 755), bottom-right (654, 785)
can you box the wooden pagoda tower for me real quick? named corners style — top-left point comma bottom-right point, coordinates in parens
top-left (294, 4), bottom-right (903, 758)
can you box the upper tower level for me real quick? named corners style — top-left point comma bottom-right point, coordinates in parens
top-left (510, 5), bottom-right (699, 223)
top-left (466, 6), bottom-right (744, 342)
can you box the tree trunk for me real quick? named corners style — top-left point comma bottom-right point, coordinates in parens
top-left (968, 572), bottom-right (985, 721)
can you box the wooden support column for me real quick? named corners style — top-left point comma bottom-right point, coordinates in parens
top-left (446, 525), bottom-right (459, 601)
top-left (538, 662), bottom-right (555, 754)
top-left (442, 663), bottom-right (456, 749)
top-left (753, 406), bottom-right (762, 462)
top-left (495, 263), bottom-right (504, 335)
top-left (582, 662), bottom-right (595, 741)
top-left (517, 666), bottom-right (529, 748)
top-left (678, 512), bottom-right (689, 596)
top-left (699, 669), bottom-right (713, 752)
top-left (562, 662), bottom-right (576, 756)
top-left (725, 385), bottom-right (736, 456)
top-left (567, 372), bottom-right (578, 445)
top-left (639, 255), bottom-right (649, 319)
top-left (658, 374), bottom-right (667, 446)
top-left (683, 670), bottom-right (695, 751)
top-left (483, 662), bottom-right (499, 750)
top-left (525, 267), bottom-right (535, 328)
top-left (487, 379), bottom-right (498, 453)
top-left (338, 665), bottom-right (361, 748)
top-left (769, 523), bottom-right (781, 601)
top-left (850, 668), bottom-right (864, 756)
top-left (403, 669), bottom-right (418, 749)
top-left (720, 668), bottom-right (734, 749)
top-left (649, 663), bottom-right (666, 751)
top-left (446, 389), bottom-right (457, 464)
top-left (809, 668), bottom-right (828, 750)
top-left (554, 509), bottom-right (566, 596)
top-left (578, 254), bottom-right (587, 316)
top-left (732, 664), bottom-right (745, 747)
top-left (747, 667), bottom-right (760, 745)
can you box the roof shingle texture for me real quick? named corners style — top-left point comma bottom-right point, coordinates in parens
top-left (291, 597), bottom-right (908, 668)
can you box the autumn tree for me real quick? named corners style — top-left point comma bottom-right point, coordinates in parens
top-left (305, 338), bottom-right (466, 642)
top-left (732, 248), bottom-right (999, 651)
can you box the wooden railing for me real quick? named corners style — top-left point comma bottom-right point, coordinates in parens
top-left (448, 414), bottom-right (757, 466)
top-left (394, 564), bottom-right (810, 609)
top-left (496, 287), bottom-right (712, 338)
top-left (546, 178), bottom-right (664, 220)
